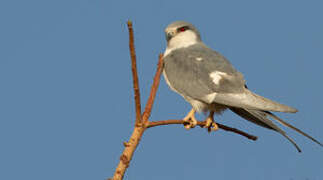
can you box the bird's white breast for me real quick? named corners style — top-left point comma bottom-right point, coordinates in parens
top-left (164, 30), bottom-right (199, 57)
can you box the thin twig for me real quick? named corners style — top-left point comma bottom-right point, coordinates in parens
top-left (147, 119), bottom-right (258, 141)
top-left (142, 54), bottom-right (164, 125)
top-left (127, 20), bottom-right (142, 126)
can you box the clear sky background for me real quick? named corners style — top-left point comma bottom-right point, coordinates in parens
top-left (1, 0), bottom-right (322, 179)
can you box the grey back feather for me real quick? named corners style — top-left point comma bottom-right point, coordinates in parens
top-left (164, 43), bottom-right (297, 113)
top-left (164, 43), bottom-right (244, 98)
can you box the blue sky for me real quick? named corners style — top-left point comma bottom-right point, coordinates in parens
top-left (1, 0), bottom-right (322, 179)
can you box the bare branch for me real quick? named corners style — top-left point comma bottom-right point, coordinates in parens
top-left (111, 126), bottom-right (145, 180)
top-left (147, 119), bottom-right (258, 141)
top-left (111, 46), bottom-right (163, 180)
top-left (142, 54), bottom-right (164, 125)
top-left (127, 20), bottom-right (142, 126)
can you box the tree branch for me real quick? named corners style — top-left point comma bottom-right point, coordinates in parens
top-left (147, 119), bottom-right (258, 141)
top-left (111, 32), bottom-right (164, 180)
top-left (142, 54), bottom-right (164, 125)
top-left (111, 126), bottom-right (145, 180)
top-left (127, 20), bottom-right (142, 126)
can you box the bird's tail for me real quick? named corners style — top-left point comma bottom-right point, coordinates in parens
top-left (265, 112), bottom-right (323, 146)
top-left (229, 107), bottom-right (323, 152)
top-left (213, 89), bottom-right (298, 113)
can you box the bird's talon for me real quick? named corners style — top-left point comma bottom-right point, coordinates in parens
top-left (191, 118), bottom-right (197, 127)
top-left (204, 111), bottom-right (217, 132)
top-left (182, 109), bottom-right (197, 129)
top-left (184, 124), bottom-right (191, 130)
top-left (204, 118), bottom-right (213, 128)
top-left (183, 117), bottom-right (197, 129)
top-left (210, 122), bottom-right (219, 132)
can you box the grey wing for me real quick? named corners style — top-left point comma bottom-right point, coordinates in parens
top-left (164, 45), bottom-right (230, 99)
top-left (164, 44), bottom-right (297, 113)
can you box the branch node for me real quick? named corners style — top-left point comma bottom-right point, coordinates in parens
top-left (123, 141), bottom-right (130, 147)
top-left (120, 154), bottom-right (129, 167)
top-left (135, 122), bottom-right (143, 127)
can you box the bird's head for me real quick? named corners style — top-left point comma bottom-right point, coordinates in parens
top-left (164, 21), bottom-right (201, 50)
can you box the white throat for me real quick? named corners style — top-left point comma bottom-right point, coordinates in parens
top-left (164, 30), bottom-right (199, 57)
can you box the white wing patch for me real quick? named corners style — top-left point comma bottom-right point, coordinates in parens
top-left (209, 71), bottom-right (228, 85)
top-left (196, 57), bottom-right (203, 61)
top-left (203, 92), bottom-right (218, 104)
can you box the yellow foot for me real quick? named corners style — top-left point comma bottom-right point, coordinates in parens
top-left (183, 108), bottom-right (197, 129)
top-left (204, 111), bottom-right (218, 132)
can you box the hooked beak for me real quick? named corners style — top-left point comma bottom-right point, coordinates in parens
top-left (166, 31), bottom-right (175, 41)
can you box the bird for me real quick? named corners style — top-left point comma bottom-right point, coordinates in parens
top-left (162, 20), bottom-right (322, 152)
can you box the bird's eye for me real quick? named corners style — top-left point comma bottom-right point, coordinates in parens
top-left (178, 26), bottom-right (188, 32)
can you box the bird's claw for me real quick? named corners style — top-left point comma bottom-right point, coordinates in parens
top-left (183, 109), bottom-right (197, 129)
top-left (183, 117), bottom-right (197, 129)
top-left (204, 113), bottom-right (218, 132)
top-left (209, 122), bottom-right (218, 132)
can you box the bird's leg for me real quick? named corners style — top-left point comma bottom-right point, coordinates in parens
top-left (183, 108), bottom-right (197, 129)
top-left (204, 111), bottom-right (218, 132)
